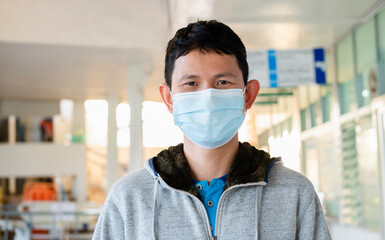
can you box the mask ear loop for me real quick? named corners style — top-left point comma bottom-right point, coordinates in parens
top-left (242, 86), bottom-right (247, 117)
top-left (169, 87), bottom-right (175, 102)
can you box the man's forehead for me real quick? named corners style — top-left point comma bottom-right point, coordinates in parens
top-left (175, 49), bottom-right (237, 65)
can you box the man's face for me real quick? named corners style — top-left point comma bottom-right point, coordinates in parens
top-left (160, 48), bottom-right (259, 115)
top-left (170, 49), bottom-right (245, 94)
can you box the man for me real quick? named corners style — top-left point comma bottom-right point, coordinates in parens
top-left (93, 20), bottom-right (331, 240)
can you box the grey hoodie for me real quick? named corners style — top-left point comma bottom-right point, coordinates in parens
top-left (93, 143), bottom-right (331, 240)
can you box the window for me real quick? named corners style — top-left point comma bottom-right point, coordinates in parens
top-left (85, 100), bottom-right (108, 147)
top-left (116, 103), bottom-right (130, 147)
top-left (300, 109), bottom-right (307, 131)
top-left (357, 114), bottom-right (381, 231)
top-left (340, 121), bottom-right (362, 226)
top-left (354, 18), bottom-right (377, 107)
top-left (377, 8), bottom-right (385, 95)
top-left (309, 103), bottom-right (317, 128)
top-left (321, 86), bottom-right (332, 123)
top-left (318, 133), bottom-right (339, 218)
top-left (336, 34), bottom-right (357, 114)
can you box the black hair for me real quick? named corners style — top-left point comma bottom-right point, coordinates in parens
top-left (164, 20), bottom-right (248, 87)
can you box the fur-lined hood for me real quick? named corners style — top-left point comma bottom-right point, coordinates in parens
top-left (151, 142), bottom-right (279, 198)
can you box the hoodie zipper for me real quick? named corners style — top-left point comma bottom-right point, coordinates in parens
top-left (149, 159), bottom-right (270, 240)
top-left (213, 181), bottom-right (267, 239)
top-left (157, 177), bottom-right (214, 240)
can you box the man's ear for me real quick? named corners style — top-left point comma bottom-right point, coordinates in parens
top-left (244, 80), bottom-right (260, 110)
top-left (159, 83), bottom-right (173, 113)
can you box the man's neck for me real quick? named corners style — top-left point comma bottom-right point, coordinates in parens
top-left (183, 135), bottom-right (239, 182)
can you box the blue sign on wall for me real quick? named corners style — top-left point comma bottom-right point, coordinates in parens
top-left (268, 50), bottom-right (278, 88)
top-left (313, 48), bottom-right (326, 84)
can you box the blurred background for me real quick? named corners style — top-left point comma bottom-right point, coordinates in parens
top-left (1, 0), bottom-right (385, 239)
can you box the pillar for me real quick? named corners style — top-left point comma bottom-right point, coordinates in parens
top-left (127, 64), bottom-right (145, 173)
top-left (106, 94), bottom-right (119, 191)
top-left (8, 115), bottom-right (16, 144)
top-left (72, 101), bottom-right (85, 143)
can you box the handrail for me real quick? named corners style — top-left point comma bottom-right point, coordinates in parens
top-left (0, 210), bottom-right (101, 216)
top-left (0, 209), bottom-right (100, 240)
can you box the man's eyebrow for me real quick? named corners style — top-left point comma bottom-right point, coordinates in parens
top-left (178, 74), bottom-right (199, 81)
top-left (214, 72), bottom-right (238, 79)
top-left (178, 72), bottom-right (237, 82)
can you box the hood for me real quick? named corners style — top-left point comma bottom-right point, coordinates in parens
top-left (148, 142), bottom-right (280, 198)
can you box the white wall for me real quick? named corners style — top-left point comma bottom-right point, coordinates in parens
top-left (0, 143), bottom-right (87, 201)
top-left (0, 99), bottom-right (60, 116)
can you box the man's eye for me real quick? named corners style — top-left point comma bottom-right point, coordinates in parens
top-left (218, 80), bottom-right (230, 85)
top-left (185, 82), bottom-right (197, 86)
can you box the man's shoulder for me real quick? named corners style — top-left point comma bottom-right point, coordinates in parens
top-left (263, 163), bottom-right (318, 209)
top-left (267, 162), bottom-right (315, 191)
top-left (110, 165), bottom-right (155, 199)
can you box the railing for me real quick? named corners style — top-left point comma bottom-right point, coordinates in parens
top-left (0, 204), bottom-right (101, 240)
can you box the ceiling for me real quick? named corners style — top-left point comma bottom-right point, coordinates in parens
top-left (0, 0), bottom-right (384, 108)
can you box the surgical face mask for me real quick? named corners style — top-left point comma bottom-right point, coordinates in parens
top-left (172, 88), bottom-right (245, 149)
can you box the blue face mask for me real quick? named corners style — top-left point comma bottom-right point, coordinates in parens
top-left (172, 88), bottom-right (245, 149)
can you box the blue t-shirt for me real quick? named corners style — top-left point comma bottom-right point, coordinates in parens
top-left (192, 174), bottom-right (228, 236)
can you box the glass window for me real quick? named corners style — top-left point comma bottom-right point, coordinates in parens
top-left (310, 103), bottom-right (317, 128)
top-left (300, 109), bottom-right (307, 131)
top-left (377, 8), bottom-right (385, 95)
top-left (321, 86), bottom-right (332, 123)
top-left (318, 133), bottom-right (339, 218)
top-left (354, 18), bottom-right (377, 106)
top-left (85, 100), bottom-right (108, 147)
top-left (357, 114), bottom-right (381, 231)
top-left (336, 34), bottom-right (357, 114)
top-left (325, 51), bottom-right (334, 84)
top-left (355, 19), bottom-right (377, 73)
top-left (340, 121), bottom-right (362, 226)
top-left (302, 138), bottom-right (319, 189)
top-left (338, 78), bottom-right (357, 114)
top-left (116, 103), bottom-right (130, 147)
top-left (337, 34), bottom-right (355, 83)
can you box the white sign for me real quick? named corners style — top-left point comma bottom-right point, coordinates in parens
top-left (248, 48), bottom-right (326, 88)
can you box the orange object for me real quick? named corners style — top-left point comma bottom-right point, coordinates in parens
top-left (22, 182), bottom-right (57, 201)
top-left (40, 118), bottom-right (53, 142)
top-left (31, 228), bottom-right (50, 240)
